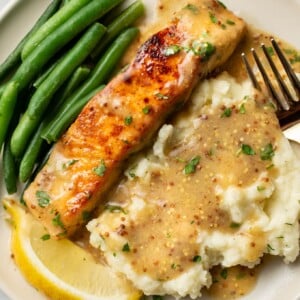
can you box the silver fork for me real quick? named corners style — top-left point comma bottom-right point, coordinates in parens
top-left (241, 38), bottom-right (300, 128)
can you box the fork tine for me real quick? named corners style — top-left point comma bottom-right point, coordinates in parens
top-left (241, 53), bottom-right (261, 91)
top-left (271, 38), bottom-right (300, 95)
top-left (251, 48), bottom-right (288, 110)
top-left (261, 43), bottom-right (295, 106)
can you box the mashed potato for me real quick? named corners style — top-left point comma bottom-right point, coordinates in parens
top-left (87, 73), bottom-right (300, 299)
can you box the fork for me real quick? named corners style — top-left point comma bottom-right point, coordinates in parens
top-left (241, 38), bottom-right (300, 128)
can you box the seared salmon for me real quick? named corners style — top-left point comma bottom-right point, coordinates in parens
top-left (24, 0), bottom-right (246, 237)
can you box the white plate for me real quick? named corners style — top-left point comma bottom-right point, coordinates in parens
top-left (0, 0), bottom-right (299, 299)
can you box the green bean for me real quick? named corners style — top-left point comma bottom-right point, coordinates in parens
top-left (43, 85), bottom-right (105, 143)
top-left (56, 66), bottom-right (91, 103)
top-left (19, 123), bottom-right (45, 182)
top-left (3, 141), bottom-right (18, 194)
top-left (10, 23), bottom-right (106, 158)
top-left (12, 0), bottom-right (123, 93)
top-left (0, 0), bottom-right (61, 83)
top-left (21, 0), bottom-right (91, 60)
top-left (33, 58), bottom-right (61, 88)
top-left (42, 27), bottom-right (139, 142)
top-left (0, 81), bottom-right (18, 150)
top-left (92, 1), bottom-right (144, 59)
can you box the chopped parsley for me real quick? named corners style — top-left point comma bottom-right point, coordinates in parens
top-left (36, 191), bottom-right (50, 208)
top-left (209, 12), bottom-right (218, 24)
top-left (52, 213), bottom-right (64, 229)
top-left (230, 222), bottom-right (241, 228)
top-left (82, 211), bottom-right (91, 221)
top-left (192, 255), bottom-right (202, 262)
top-left (62, 159), bottom-right (78, 170)
top-left (93, 160), bottom-right (106, 177)
top-left (154, 92), bottom-right (169, 100)
top-left (220, 268), bottom-right (228, 279)
top-left (164, 45), bottom-right (181, 56)
top-left (40, 234), bottom-right (50, 241)
top-left (260, 143), bottom-right (275, 160)
top-left (142, 105), bottom-right (151, 114)
top-left (124, 115), bottom-right (133, 126)
top-left (217, 0), bottom-right (227, 8)
top-left (184, 4), bottom-right (199, 14)
top-left (153, 296), bottom-right (164, 300)
top-left (239, 103), bottom-right (246, 114)
top-left (241, 144), bottom-right (256, 156)
top-left (221, 107), bottom-right (232, 118)
top-left (191, 40), bottom-right (216, 61)
top-left (184, 156), bottom-right (201, 174)
top-left (257, 186), bottom-right (266, 192)
top-left (105, 205), bottom-right (127, 214)
top-left (266, 46), bottom-right (275, 56)
top-left (226, 19), bottom-right (235, 25)
top-left (122, 242), bottom-right (130, 252)
top-left (267, 244), bottom-right (274, 252)
top-left (171, 263), bottom-right (180, 269)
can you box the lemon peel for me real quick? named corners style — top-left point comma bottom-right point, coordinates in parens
top-left (4, 199), bottom-right (141, 300)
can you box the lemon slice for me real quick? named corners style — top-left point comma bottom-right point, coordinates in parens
top-left (3, 199), bottom-right (141, 300)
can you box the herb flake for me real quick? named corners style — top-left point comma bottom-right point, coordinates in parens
top-left (36, 191), bottom-right (50, 208)
top-left (41, 234), bottom-right (50, 241)
top-left (164, 45), bottom-right (181, 56)
top-left (93, 160), bottom-right (106, 177)
top-left (124, 115), bottom-right (133, 126)
top-left (52, 214), bottom-right (64, 229)
top-left (260, 143), bottom-right (275, 160)
top-left (241, 144), bottom-right (256, 156)
top-left (184, 4), bottom-right (199, 14)
top-left (220, 268), bottom-right (228, 279)
top-left (221, 107), bottom-right (232, 118)
top-left (184, 156), bottom-right (201, 174)
top-left (122, 242), bottom-right (130, 252)
top-left (192, 255), bottom-right (202, 262)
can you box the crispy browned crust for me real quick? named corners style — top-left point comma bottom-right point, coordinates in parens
top-left (24, 0), bottom-right (246, 237)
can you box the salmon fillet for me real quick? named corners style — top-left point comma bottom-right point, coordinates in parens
top-left (24, 0), bottom-right (246, 238)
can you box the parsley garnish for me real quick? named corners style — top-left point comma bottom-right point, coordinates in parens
top-left (36, 191), bottom-right (50, 208)
top-left (52, 214), bottom-right (64, 229)
top-left (241, 144), bottom-right (256, 156)
top-left (184, 156), bottom-right (201, 174)
top-left (191, 40), bottom-right (216, 61)
top-left (105, 205), bottom-right (127, 214)
top-left (239, 103), bottom-right (246, 114)
top-left (226, 19), bottom-right (235, 25)
top-left (230, 222), bottom-right (241, 228)
top-left (209, 12), bottom-right (218, 24)
top-left (124, 115), bottom-right (133, 126)
top-left (142, 105), bottom-right (151, 114)
top-left (267, 244), bottom-right (274, 252)
top-left (220, 268), bottom-right (228, 279)
top-left (192, 255), bottom-right (202, 262)
top-left (122, 242), bottom-right (130, 252)
top-left (62, 159), bottom-right (78, 170)
top-left (82, 211), bottom-right (91, 221)
top-left (221, 107), bottom-right (232, 118)
top-left (93, 160), bottom-right (106, 176)
top-left (41, 234), bottom-right (50, 241)
top-left (155, 92), bottom-right (169, 100)
top-left (260, 143), bottom-right (275, 160)
top-left (217, 0), bottom-right (227, 8)
top-left (184, 4), bottom-right (199, 14)
top-left (257, 186), bottom-right (266, 192)
top-left (266, 46), bottom-right (275, 56)
top-left (164, 45), bottom-right (181, 56)
top-left (153, 296), bottom-right (164, 300)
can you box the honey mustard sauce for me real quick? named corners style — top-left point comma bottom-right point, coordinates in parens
top-left (73, 1), bottom-right (300, 298)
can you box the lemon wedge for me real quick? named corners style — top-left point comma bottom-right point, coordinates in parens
top-left (3, 199), bottom-right (141, 300)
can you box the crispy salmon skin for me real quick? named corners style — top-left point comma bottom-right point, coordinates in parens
top-left (24, 0), bottom-right (246, 237)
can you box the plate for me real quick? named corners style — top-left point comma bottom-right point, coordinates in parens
top-left (0, 0), bottom-right (299, 299)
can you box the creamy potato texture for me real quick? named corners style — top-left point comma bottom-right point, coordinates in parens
top-left (87, 73), bottom-right (300, 299)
